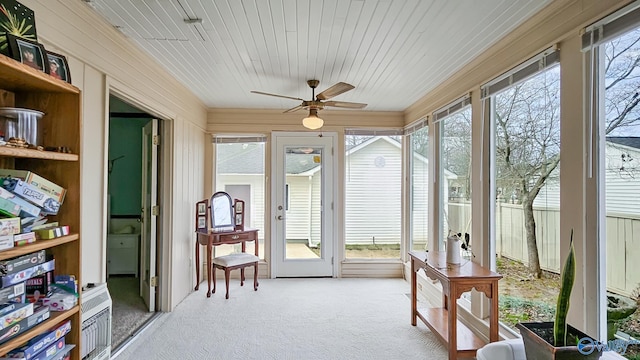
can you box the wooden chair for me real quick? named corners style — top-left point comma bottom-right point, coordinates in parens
top-left (211, 252), bottom-right (259, 299)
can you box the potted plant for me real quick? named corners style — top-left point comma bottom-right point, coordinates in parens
top-left (516, 230), bottom-right (601, 360)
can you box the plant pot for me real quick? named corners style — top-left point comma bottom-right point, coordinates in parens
top-left (517, 322), bottom-right (602, 360)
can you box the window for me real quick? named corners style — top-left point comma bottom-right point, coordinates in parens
top-left (600, 25), bottom-right (640, 345)
top-left (436, 101), bottom-right (472, 253)
top-left (345, 130), bottom-right (403, 259)
top-left (485, 51), bottom-right (561, 332)
top-left (408, 122), bottom-right (429, 251)
top-left (214, 136), bottom-right (266, 259)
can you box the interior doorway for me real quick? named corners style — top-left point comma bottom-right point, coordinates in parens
top-left (107, 95), bottom-right (161, 350)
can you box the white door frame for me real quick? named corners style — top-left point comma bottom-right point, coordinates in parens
top-left (107, 87), bottom-right (173, 312)
top-left (270, 132), bottom-right (338, 278)
top-left (140, 119), bottom-right (158, 312)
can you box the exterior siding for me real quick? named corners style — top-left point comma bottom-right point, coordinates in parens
top-left (217, 174), bottom-right (265, 240)
top-left (345, 138), bottom-right (402, 245)
top-left (286, 176), bottom-right (312, 240)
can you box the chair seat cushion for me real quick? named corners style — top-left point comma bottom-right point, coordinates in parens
top-left (476, 338), bottom-right (525, 360)
top-left (212, 253), bottom-right (259, 267)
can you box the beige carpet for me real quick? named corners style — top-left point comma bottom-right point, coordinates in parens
top-left (114, 278), bottom-right (448, 360)
top-left (107, 276), bottom-right (155, 349)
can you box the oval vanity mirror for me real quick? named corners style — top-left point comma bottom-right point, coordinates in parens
top-left (210, 191), bottom-right (234, 231)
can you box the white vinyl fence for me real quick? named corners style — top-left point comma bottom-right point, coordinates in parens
top-left (451, 202), bottom-right (640, 297)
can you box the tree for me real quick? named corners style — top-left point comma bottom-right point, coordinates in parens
top-left (495, 68), bottom-right (561, 279)
top-left (494, 29), bottom-right (640, 278)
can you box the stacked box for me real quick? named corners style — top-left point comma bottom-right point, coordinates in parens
top-left (1, 179), bottom-right (60, 215)
top-left (0, 235), bottom-right (13, 252)
top-left (7, 328), bottom-right (69, 360)
top-left (0, 170), bottom-right (66, 204)
top-left (49, 345), bottom-right (74, 360)
top-left (0, 306), bottom-right (49, 345)
top-left (0, 302), bottom-right (33, 330)
top-left (0, 188), bottom-right (41, 218)
top-left (1, 338), bottom-right (65, 360)
top-left (0, 250), bottom-right (46, 276)
top-left (0, 283), bottom-right (26, 303)
top-left (14, 232), bottom-right (36, 246)
top-left (7, 320), bottom-right (71, 360)
top-left (0, 197), bottom-right (20, 217)
top-left (26, 272), bottom-right (53, 302)
top-left (0, 259), bottom-right (55, 289)
top-left (0, 217), bottom-right (20, 236)
top-left (34, 226), bottom-right (69, 240)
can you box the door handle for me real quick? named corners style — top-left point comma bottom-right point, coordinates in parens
top-left (277, 215), bottom-right (283, 220)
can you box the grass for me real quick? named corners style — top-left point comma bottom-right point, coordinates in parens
top-left (309, 243), bottom-right (401, 258)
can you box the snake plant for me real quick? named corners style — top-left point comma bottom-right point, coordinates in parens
top-left (554, 229), bottom-right (575, 347)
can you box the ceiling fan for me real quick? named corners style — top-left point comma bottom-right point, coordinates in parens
top-left (251, 80), bottom-right (367, 129)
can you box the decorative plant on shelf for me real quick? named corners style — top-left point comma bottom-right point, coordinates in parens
top-left (517, 230), bottom-right (602, 360)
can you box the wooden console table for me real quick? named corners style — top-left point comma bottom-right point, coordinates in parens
top-left (195, 228), bottom-right (259, 297)
top-left (409, 251), bottom-right (502, 360)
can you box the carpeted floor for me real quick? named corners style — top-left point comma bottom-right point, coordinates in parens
top-left (107, 276), bottom-right (156, 349)
top-left (114, 278), bottom-right (448, 360)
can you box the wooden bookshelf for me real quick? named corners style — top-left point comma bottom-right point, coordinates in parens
top-left (0, 53), bottom-right (82, 359)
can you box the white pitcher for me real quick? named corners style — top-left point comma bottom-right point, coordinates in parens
top-left (446, 235), bottom-right (462, 265)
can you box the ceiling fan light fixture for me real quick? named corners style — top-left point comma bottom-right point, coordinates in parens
top-left (302, 108), bottom-right (324, 130)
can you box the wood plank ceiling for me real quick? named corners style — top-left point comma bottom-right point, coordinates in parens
top-left (86, 0), bottom-right (551, 112)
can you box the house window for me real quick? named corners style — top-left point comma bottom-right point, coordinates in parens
top-left (407, 120), bottom-right (429, 252)
top-left (588, 19), bottom-right (640, 342)
top-left (345, 130), bottom-right (403, 259)
top-left (214, 136), bottom-right (266, 259)
top-left (484, 48), bottom-right (561, 332)
top-left (435, 99), bottom-right (472, 253)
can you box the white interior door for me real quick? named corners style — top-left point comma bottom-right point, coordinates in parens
top-left (272, 133), bottom-right (335, 277)
top-left (140, 119), bottom-right (158, 311)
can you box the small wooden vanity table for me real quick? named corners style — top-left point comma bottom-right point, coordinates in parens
top-left (195, 228), bottom-right (259, 297)
top-left (409, 250), bottom-right (502, 360)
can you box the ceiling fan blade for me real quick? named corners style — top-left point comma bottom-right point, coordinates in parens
top-left (316, 82), bottom-right (355, 100)
top-left (323, 101), bottom-right (367, 109)
top-left (250, 90), bottom-right (304, 101)
top-left (283, 104), bottom-right (304, 113)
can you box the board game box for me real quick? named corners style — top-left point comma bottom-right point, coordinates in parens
top-left (0, 250), bottom-right (45, 276)
top-left (0, 259), bottom-right (55, 289)
top-left (0, 306), bottom-right (49, 345)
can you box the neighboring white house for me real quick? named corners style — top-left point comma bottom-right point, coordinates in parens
top-left (216, 137), bottom-right (452, 249)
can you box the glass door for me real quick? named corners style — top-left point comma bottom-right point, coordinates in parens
top-left (272, 133), bottom-right (335, 277)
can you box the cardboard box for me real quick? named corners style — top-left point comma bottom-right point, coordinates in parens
top-left (0, 235), bottom-right (13, 252)
top-left (0, 282), bottom-right (26, 303)
top-left (1, 179), bottom-right (60, 215)
top-left (0, 306), bottom-right (49, 345)
top-left (42, 289), bottom-right (77, 311)
top-left (34, 226), bottom-right (69, 240)
top-left (0, 250), bottom-right (46, 276)
top-left (0, 217), bottom-right (20, 236)
top-left (0, 259), bottom-right (55, 289)
top-left (0, 302), bottom-right (33, 330)
top-left (26, 271), bottom-right (53, 299)
top-left (0, 188), bottom-right (41, 218)
top-left (0, 197), bottom-right (20, 218)
top-left (0, 170), bottom-right (66, 204)
top-left (14, 232), bottom-right (36, 246)
top-left (7, 321), bottom-right (70, 360)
